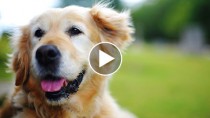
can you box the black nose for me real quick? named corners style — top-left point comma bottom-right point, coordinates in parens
top-left (36, 45), bottom-right (61, 66)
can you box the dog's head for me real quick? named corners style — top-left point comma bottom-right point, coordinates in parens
top-left (11, 4), bottom-right (133, 106)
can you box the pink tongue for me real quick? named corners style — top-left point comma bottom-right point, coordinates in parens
top-left (41, 78), bottom-right (66, 92)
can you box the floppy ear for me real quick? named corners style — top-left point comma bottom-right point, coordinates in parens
top-left (90, 4), bottom-right (134, 49)
top-left (11, 26), bottom-right (31, 86)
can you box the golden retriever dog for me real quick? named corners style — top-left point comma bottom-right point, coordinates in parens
top-left (0, 3), bottom-right (135, 118)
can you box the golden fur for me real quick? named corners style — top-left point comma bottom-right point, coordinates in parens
top-left (0, 4), bottom-right (135, 118)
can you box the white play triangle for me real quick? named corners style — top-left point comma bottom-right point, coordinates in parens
top-left (99, 50), bottom-right (115, 67)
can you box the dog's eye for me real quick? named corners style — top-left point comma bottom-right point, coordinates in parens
top-left (34, 28), bottom-right (45, 38)
top-left (67, 27), bottom-right (83, 36)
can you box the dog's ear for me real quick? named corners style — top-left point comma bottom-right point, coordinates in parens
top-left (90, 4), bottom-right (134, 49)
top-left (11, 26), bottom-right (31, 86)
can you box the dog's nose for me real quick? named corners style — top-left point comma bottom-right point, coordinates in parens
top-left (36, 45), bottom-right (61, 65)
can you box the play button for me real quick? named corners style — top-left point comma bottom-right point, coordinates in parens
top-left (89, 42), bottom-right (122, 75)
top-left (99, 50), bottom-right (115, 67)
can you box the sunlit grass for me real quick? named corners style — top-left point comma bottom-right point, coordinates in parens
top-left (110, 44), bottom-right (210, 118)
top-left (0, 37), bottom-right (11, 80)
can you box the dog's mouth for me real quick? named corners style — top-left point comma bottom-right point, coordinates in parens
top-left (40, 70), bottom-right (86, 101)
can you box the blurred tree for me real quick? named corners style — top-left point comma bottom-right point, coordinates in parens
top-left (132, 0), bottom-right (210, 44)
top-left (193, 0), bottom-right (210, 44)
top-left (58, 0), bottom-right (94, 7)
top-left (112, 0), bottom-right (124, 10)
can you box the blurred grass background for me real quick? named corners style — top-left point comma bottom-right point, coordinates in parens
top-left (0, 35), bottom-right (11, 81)
top-left (111, 44), bottom-right (210, 118)
top-left (1, 0), bottom-right (210, 118)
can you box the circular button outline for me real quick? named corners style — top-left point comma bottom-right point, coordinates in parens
top-left (88, 42), bottom-right (122, 76)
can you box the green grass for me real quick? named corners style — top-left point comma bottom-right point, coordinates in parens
top-left (0, 37), bottom-right (12, 80)
top-left (110, 44), bottom-right (210, 118)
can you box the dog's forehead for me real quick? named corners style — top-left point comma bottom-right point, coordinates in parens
top-left (30, 6), bottom-right (90, 25)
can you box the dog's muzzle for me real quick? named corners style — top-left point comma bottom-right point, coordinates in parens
top-left (35, 45), bottom-right (86, 101)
